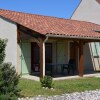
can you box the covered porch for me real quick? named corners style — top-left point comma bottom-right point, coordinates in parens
top-left (0, 9), bottom-right (100, 79)
top-left (17, 25), bottom-right (100, 78)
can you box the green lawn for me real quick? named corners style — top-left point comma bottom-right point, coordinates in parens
top-left (18, 77), bottom-right (100, 97)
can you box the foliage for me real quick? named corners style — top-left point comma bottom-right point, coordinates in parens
top-left (40, 76), bottom-right (54, 88)
top-left (0, 94), bottom-right (17, 100)
top-left (0, 39), bottom-right (7, 64)
top-left (0, 63), bottom-right (20, 99)
top-left (0, 38), bottom-right (20, 99)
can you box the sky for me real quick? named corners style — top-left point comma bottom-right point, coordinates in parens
top-left (0, 0), bottom-right (81, 19)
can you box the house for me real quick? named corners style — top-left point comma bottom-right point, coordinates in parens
top-left (0, 9), bottom-right (100, 78)
top-left (71, 0), bottom-right (100, 73)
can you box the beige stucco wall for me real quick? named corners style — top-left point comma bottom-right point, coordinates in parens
top-left (71, 0), bottom-right (100, 71)
top-left (0, 17), bottom-right (17, 69)
top-left (71, 0), bottom-right (100, 24)
top-left (17, 43), bottom-right (21, 74)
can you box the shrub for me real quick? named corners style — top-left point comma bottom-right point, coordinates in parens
top-left (40, 76), bottom-right (54, 88)
top-left (0, 94), bottom-right (17, 100)
top-left (0, 63), bottom-right (20, 99)
top-left (0, 39), bottom-right (7, 64)
top-left (0, 38), bottom-right (20, 99)
top-left (0, 94), bottom-right (10, 100)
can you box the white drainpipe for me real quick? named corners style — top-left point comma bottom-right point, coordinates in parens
top-left (42, 36), bottom-right (48, 76)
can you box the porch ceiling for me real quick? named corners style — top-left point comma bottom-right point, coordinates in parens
top-left (0, 9), bottom-right (100, 40)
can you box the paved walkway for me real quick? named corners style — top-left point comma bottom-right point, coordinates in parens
top-left (22, 73), bottom-right (100, 81)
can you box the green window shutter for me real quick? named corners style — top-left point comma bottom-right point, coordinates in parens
top-left (96, 42), bottom-right (100, 56)
top-left (91, 42), bottom-right (100, 57)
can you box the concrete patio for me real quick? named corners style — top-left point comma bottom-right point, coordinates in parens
top-left (22, 72), bottom-right (100, 81)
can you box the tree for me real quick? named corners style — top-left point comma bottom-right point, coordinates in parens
top-left (0, 38), bottom-right (20, 100)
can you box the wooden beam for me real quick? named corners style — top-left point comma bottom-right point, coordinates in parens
top-left (79, 40), bottom-right (84, 77)
top-left (39, 38), bottom-right (45, 78)
top-left (17, 29), bottom-right (20, 43)
top-left (30, 37), bottom-right (40, 46)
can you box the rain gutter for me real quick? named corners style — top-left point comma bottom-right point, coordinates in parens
top-left (46, 34), bottom-right (100, 41)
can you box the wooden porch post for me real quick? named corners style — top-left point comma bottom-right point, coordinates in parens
top-left (40, 39), bottom-right (45, 78)
top-left (79, 40), bottom-right (84, 77)
top-left (17, 29), bottom-right (20, 43)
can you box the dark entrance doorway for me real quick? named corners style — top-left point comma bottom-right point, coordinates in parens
top-left (31, 42), bottom-right (40, 73)
top-left (45, 43), bottom-right (52, 64)
top-left (45, 43), bottom-right (52, 75)
top-left (31, 42), bottom-right (52, 75)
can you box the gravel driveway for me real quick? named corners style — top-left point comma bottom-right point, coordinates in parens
top-left (19, 89), bottom-right (100, 100)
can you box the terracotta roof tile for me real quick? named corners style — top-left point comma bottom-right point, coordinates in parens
top-left (0, 9), bottom-right (100, 39)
